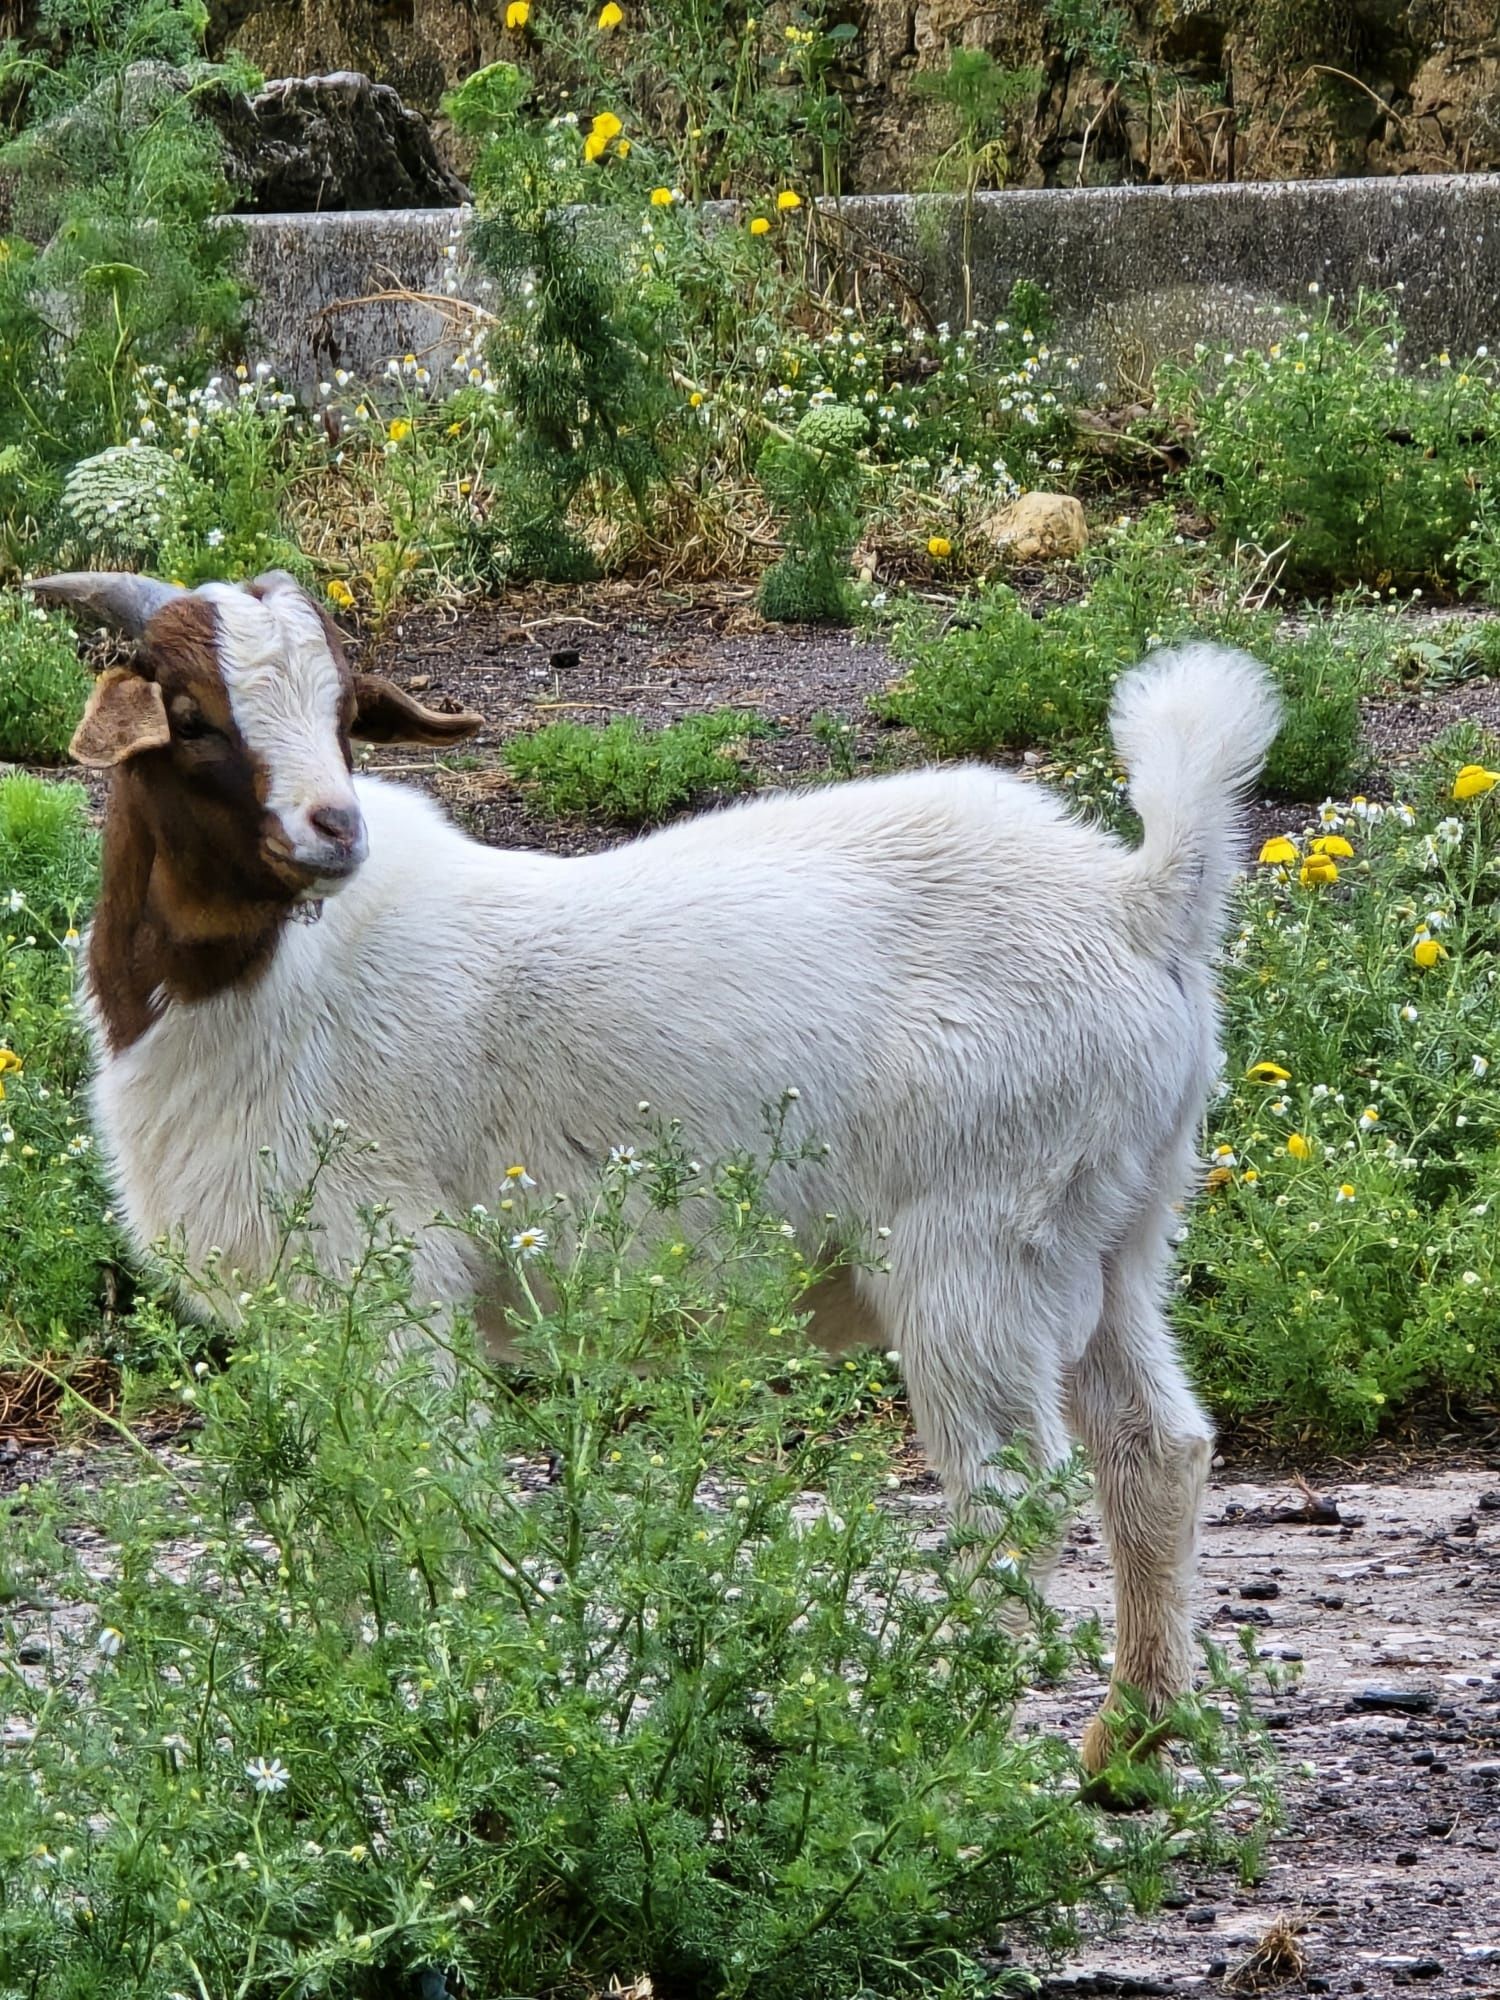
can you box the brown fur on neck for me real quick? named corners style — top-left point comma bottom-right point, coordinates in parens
top-left (88, 764), bottom-right (297, 1053)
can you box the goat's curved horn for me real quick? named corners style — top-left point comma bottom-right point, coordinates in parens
top-left (28, 572), bottom-right (186, 639)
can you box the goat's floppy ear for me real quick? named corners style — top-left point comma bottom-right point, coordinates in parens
top-left (351, 674), bottom-right (483, 746)
top-left (70, 668), bottom-right (172, 768)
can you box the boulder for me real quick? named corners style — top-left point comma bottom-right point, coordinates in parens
top-left (10, 62), bottom-right (467, 218)
top-left (979, 491), bottom-right (1088, 562)
top-left (209, 72), bottom-right (470, 212)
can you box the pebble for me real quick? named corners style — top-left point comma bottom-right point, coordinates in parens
top-left (1239, 1577), bottom-right (1281, 1600)
top-left (14, 1634), bottom-right (49, 1664)
top-left (1351, 1685), bottom-right (1438, 1715)
top-left (1184, 1904), bottom-right (1216, 1927)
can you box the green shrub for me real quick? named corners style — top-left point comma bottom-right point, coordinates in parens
top-left (759, 403), bottom-right (868, 622)
top-left (506, 709), bottom-right (771, 824)
top-left (0, 1143), bottom-right (1272, 1996)
top-left (1164, 294), bottom-right (1500, 591)
top-left (0, 774), bottom-right (114, 1349)
top-left (1184, 744), bottom-right (1500, 1437)
top-left (0, 594), bottom-right (92, 762)
top-left (0, 0), bottom-right (249, 557)
top-left (882, 515), bottom-right (1374, 798)
top-left (445, 63), bottom-right (672, 583)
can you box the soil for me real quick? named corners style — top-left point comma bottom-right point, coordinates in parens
top-left (331, 583), bottom-right (1500, 861)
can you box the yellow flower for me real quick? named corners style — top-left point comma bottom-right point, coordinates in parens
top-left (749, 216), bottom-right (771, 235)
top-left (1299, 854), bottom-right (1338, 888)
top-left (927, 535), bottom-right (952, 559)
top-left (387, 417), bottom-right (412, 443)
top-left (446, 420), bottom-right (461, 436)
top-left (1246, 1061), bottom-right (1291, 1085)
top-left (1311, 834), bottom-right (1353, 858)
top-left (1413, 937), bottom-right (1447, 969)
top-left (1453, 763), bottom-right (1500, 800)
top-left (1286, 1132), bottom-right (1312, 1160)
top-left (505, 0), bottom-right (529, 24)
top-left (325, 579), bottom-right (355, 609)
top-left (616, 138), bottom-right (631, 157)
top-left (583, 110), bottom-right (623, 161)
top-left (0, 1049), bottom-right (21, 1077)
top-left (1336, 1182), bottom-right (1357, 1203)
top-left (688, 391), bottom-right (703, 407)
top-left (650, 186), bottom-right (675, 206)
top-left (776, 189), bottom-right (802, 211)
top-left (1258, 836), bottom-right (1298, 866)
top-left (599, 0), bottom-right (623, 24)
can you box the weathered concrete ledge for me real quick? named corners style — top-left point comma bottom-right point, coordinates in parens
top-left (239, 174), bottom-right (1500, 391)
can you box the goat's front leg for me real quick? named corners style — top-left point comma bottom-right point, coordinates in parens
top-left (870, 1224), bottom-right (1091, 1626)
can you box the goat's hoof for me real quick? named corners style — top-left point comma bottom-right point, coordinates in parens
top-left (1078, 1706), bottom-right (1173, 1812)
top-left (1079, 1710), bottom-right (1117, 1778)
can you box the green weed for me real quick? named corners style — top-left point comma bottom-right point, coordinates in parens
top-left (0, 1141), bottom-right (1274, 1996)
top-left (505, 709), bottom-right (771, 824)
top-left (0, 595), bottom-right (92, 762)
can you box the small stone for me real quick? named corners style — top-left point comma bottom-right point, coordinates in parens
top-left (15, 1635), bottom-right (48, 1664)
top-left (406, 674), bottom-right (431, 692)
top-left (977, 490), bottom-right (1088, 562)
top-left (549, 649), bottom-right (581, 671)
top-left (1477, 1491), bottom-right (1500, 1511)
top-left (1184, 1904), bottom-right (1217, 1926)
top-left (1451, 1516), bottom-right (1478, 1538)
top-left (1351, 1685), bottom-right (1438, 1715)
top-left (1240, 1577), bottom-right (1281, 1600)
top-left (1409, 1961), bottom-right (1444, 1980)
top-left (1316, 1592), bottom-right (1346, 1609)
top-left (1395, 1848), bottom-right (1421, 1866)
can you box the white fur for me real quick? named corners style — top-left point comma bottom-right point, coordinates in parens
top-left (87, 640), bottom-right (1279, 1749)
top-left (202, 582), bottom-right (360, 868)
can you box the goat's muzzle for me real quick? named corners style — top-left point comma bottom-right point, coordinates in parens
top-left (264, 800), bottom-right (369, 895)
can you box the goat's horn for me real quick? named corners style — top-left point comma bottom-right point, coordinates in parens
top-left (28, 572), bottom-right (186, 639)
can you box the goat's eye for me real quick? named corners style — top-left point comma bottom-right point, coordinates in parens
top-left (174, 712), bottom-right (223, 744)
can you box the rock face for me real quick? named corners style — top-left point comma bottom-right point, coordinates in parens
top-left (208, 72), bottom-right (469, 211)
top-left (206, 0), bottom-right (1500, 193)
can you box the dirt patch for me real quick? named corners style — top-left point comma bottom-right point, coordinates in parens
top-left (347, 583), bottom-right (908, 849)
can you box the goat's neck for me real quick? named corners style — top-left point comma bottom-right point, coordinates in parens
top-left (90, 779), bottom-right (290, 1055)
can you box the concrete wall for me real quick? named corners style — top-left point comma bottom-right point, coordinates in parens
top-left (239, 174), bottom-right (1500, 392)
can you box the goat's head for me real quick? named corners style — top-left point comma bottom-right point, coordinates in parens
top-left (32, 570), bottom-right (482, 904)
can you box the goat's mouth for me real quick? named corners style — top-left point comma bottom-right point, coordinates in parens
top-left (262, 837), bottom-right (366, 897)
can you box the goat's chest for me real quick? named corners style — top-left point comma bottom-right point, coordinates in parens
top-left (91, 978), bottom-right (359, 1284)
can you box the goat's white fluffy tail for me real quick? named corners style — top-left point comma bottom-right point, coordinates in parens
top-left (1111, 643), bottom-right (1281, 960)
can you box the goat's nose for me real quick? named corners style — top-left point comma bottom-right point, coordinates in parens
top-left (309, 803), bottom-right (362, 848)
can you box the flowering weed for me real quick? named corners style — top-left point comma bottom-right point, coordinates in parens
top-left (1164, 293), bottom-right (1500, 592)
top-left (1185, 749), bottom-right (1500, 1437)
top-left (0, 1146), bottom-right (1274, 1997)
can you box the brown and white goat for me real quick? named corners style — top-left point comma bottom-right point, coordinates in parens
top-left (37, 566), bottom-right (1281, 1774)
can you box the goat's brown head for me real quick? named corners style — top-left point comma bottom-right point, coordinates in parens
top-left (32, 570), bottom-right (482, 906)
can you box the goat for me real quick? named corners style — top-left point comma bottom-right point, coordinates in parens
top-left (35, 567), bottom-right (1279, 1772)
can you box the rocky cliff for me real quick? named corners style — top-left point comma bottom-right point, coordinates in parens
top-left (201, 0), bottom-right (1500, 195)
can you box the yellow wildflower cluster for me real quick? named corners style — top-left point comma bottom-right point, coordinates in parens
top-left (584, 110), bottom-right (624, 162)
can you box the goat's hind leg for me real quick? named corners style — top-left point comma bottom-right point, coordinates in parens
top-left (1067, 1209), bottom-right (1212, 1775)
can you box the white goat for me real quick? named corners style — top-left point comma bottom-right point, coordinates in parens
top-left (35, 568), bottom-right (1279, 1771)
